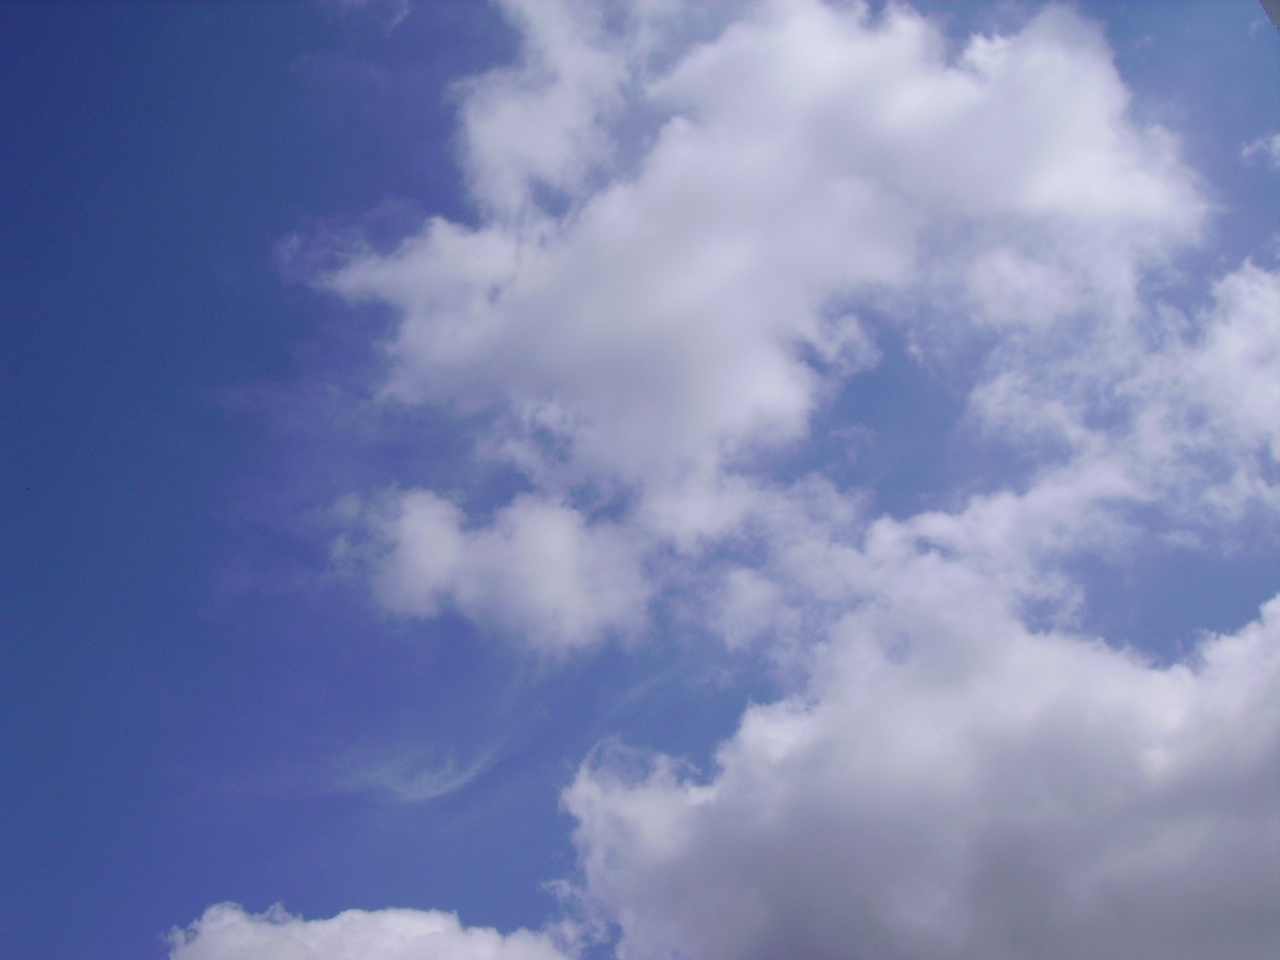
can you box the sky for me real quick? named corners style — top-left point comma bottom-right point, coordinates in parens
top-left (2, 2), bottom-right (1279, 959)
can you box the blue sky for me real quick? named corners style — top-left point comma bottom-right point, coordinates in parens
top-left (2, 3), bottom-right (1278, 959)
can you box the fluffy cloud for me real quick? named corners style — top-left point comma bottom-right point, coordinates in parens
top-left (548, 245), bottom-right (1280, 954)
top-left (330, 0), bottom-right (1227, 649)
top-left (169, 904), bottom-right (572, 960)
top-left (567, 587), bottom-right (1280, 960)
top-left (371, 489), bottom-right (651, 650)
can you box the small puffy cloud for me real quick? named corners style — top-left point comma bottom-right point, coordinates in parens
top-left (169, 904), bottom-right (572, 960)
top-left (372, 490), bottom-right (651, 650)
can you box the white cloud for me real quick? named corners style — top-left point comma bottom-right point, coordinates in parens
top-left (169, 904), bottom-right (572, 960)
top-left (371, 489), bottom-right (651, 650)
top-left (330, 0), bottom-right (1220, 650)
top-left (1119, 262), bottom-right (1280, 523)
top-left (960, 257), bottom-right (1280, 544)
top-left (566, 587), bottom-right (1280, 960)
top-left (454, 0), bottom-right (632, 219)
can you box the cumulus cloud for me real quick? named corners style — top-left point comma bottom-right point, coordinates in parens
top-left (369, 489), bottom-right (651, 650)
top-left (327, 0), bottom-right (1239, 650)
top-left (169, 904), bottom-right (572, 960)
top-left (567, 573), bottom-right (1280, 960)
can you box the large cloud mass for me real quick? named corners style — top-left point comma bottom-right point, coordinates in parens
top-left (567, 584), bottom-right (1280, 960)
top-left (329, 0), bottom-right (1255, 650)
top-left (180, 2), bottom-right (1280, 958)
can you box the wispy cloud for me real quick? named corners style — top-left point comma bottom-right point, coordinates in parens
top-left (331, 745), bottom-right (499, 803)
top-left (1243, 131), bottom-right (1280, 169)
top-left (319, 0), bottom-right (411, 33)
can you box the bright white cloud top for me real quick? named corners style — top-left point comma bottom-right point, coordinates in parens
top-left (181, 1), bottom-right (1280, 958)
top-left (170, 904), bottom-right (574, 960)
